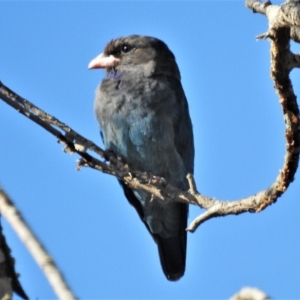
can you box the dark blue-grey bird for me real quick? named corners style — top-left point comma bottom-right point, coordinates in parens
top-left (89, 35), bottom-right (194, 281)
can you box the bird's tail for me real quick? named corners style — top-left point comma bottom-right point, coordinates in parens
top-left (119, 181), bottom-right (188, 280)
top-left (156, 206), bottom-right (187, 281)
top-left (157, 236), bottom-right (186, 281)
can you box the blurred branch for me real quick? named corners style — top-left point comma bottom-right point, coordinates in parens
top-left (230, 287), bottom-right (270, 300)
top-left (0, 187), bottom-right (76, 300)
top-left (246, 0), bottom-right (300, 43)
top-left (0, 0), bottom-right (299, 234)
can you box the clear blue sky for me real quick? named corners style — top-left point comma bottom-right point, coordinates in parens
top-left (0, 1), bottom-right (299, 299)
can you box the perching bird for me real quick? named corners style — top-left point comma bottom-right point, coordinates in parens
top-left (89, 35), bottom-right (194, 281)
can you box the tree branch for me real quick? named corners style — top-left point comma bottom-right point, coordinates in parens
top-left (0, 188), bottom-right (76, 300)
top-left (230, 286), bottom-right (270, 300)
top-left (246, 0), bottom-right (300, 42)
top-left (0, 0), bottom-right (299, 235)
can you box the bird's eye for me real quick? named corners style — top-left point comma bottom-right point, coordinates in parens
top-left (121, 44), bottom-right (132, 54)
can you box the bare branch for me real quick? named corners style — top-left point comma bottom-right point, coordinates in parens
top-left (230, 286), bottom-right (270, 300)
top-left (245, 0), bottom-right (272, 15)
top-left (0, 188), bottom-right (76, 300)
top-left (246, 0), bottom-right (300, 44)
top-left (0, 0), bottom-right (299, 234)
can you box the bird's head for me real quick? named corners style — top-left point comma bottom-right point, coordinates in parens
top-left (88, 35), bottom-right (181, 80)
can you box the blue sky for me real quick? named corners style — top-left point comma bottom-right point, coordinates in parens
top-left (1, 1), bottom-right (299, 299)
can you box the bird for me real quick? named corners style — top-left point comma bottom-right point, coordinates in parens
top-left (89, 35), bottom-right (194, 281)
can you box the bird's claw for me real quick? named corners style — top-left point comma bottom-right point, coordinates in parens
top-left (149, 175), bottom-right (167, 187)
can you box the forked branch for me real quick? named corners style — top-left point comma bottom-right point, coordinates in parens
top-left (0, 0), bottom-right (299, 233)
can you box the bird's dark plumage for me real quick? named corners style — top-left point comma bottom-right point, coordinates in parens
top-left (89, 35), bottom-right (194, 281)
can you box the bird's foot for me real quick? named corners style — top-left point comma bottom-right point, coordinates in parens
top-left (103, 149), bottom-right (116, 162)
top-left (104, 150), bottom-right (129, 171)
top-left (149, 175), bottom-right (167, 187)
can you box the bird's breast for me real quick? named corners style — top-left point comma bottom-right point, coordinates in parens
top-left (95, 75), bottom-right (180, 171)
